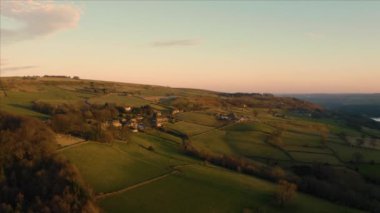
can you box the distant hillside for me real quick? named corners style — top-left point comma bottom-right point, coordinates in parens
top-left (281, 94), bottom-right (380, 117)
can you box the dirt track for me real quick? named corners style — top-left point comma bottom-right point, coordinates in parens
top-left (95, 164), bottom-right (191, 200)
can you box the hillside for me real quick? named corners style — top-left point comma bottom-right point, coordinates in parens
top-left (1, 76), bottom-right (380, 212)
top-left (286, 94), bottom-right (380, 117)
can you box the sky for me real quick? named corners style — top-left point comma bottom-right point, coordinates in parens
top-left (1, 0), bottom-right (379, 93)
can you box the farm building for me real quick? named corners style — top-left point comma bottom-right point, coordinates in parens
top-left (171, 108), bottom-right (181, 115)
top-left (112, 120), bottom-right (122, 128)
top-left (153, 111), bottom-right (168, 127)
top-left (124, 106), bottom-right (132, 112)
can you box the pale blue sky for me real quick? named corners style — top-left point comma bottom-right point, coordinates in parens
top-left (1, 0), bottom-right (379, 93)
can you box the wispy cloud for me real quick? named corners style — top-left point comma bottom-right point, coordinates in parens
top-left (0, 0), bottom-right (81, 44)
top-left (1, 65), bottom-right (38, 72)
top-left (150, 39), bottom-right (201, 47)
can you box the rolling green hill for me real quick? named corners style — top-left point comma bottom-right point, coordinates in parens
top-left (1, 76), bottom-right (380, 212)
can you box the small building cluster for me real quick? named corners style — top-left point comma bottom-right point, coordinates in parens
top-left (100, 105), bottom-right (176, 132)
top-left (99, 105), bottom-right (145, 132)
top-left (153, 111), bottom-right (168, 128)
top-left (171, 108), bottom-right (181, 115)
top-left (216, 113), bottom-right (249, 123)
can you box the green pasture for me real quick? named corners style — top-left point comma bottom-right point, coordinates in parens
top-left (191, 129), bottom-right (234, 155)
top-left (88, 94), bottom-right (151, 106)
top-left (60, 141), bottom-right (182, 193)
top-left (165, 121), bottom-right (213, 136)
top-left (328, 143), bottom-right (380, 163)
top-left (99, 164), bottom-right (361, 213)
top-left (176, 111), bottom-right (223, 127)
top-left (289, 152), bottom-right (342, 165)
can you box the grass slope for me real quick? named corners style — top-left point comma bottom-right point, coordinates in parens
top-left (99, 164), bottom-right (361, 213)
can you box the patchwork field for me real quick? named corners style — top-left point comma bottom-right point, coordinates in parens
top-left (2, 77), bottom-right (380, 212)
top-left (165, 121), bottom-right (214, 136)
top-left (0, 87), bottom-right (88, 118)
top-left (328, 143), bottom-right (380, 163)
top-left (88, 94), bottom-right (151, 107)
top-left (98, 164), bottom-right (361, 213)
top-left (288, 152), bottom-right (342, 165)
top-left (61, 142), bottom-right (177, 193)
top-left (175, 111), bottom-right (224, 127)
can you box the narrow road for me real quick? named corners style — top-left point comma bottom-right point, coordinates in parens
top-left (56, 140), bottom-right (88, 152)
top-left (95, 164), bottom-right (191, 200)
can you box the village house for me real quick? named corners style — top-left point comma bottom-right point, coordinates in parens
top-left (216, 113), bottom-right (248, 123)
top-left (124, 106), bottom-right (132, 112)
top-left (112, 120), bottom-right (122, 128)
top-left (155, 117), bottom-right (168, 127)
top-left (126, 118), bottom-right (139, 132)
top-left (273, 112), bottom-right (286, 118)
top-left (237, 116), bottom-right (249, 123)
top-left (171, 108), bottom-right (180, 115)
top-left (120, 118), bottom-right (128, 125)
top-left (128, 118), bottom-right (138, 129)
top-left (138, 124), bottom-right (145, 131)
top-left (216, 113), bottom-right (237, 121)
top-left (136, 114), bottom-right (144, 121)
top-left (153, 111), bottom-right (168, 127)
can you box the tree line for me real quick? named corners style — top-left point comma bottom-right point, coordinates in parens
top-left (181, 140), bottom-right (380, 212)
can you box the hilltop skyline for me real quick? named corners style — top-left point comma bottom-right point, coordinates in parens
top-left (1, 0), bottom-right (379, 93)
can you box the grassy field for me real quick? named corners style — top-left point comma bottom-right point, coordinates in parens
top-left (225, 131), bottom-right (290, 160)
top-left (88, 94), bottom-right (151, 107)
top-left (99, 164), bottom-right (361, 213)
top-left (328, 143), bottom-right (380, 163)
top-left (165, 121), bottom-right (214, 136)
top-left (358, 164), bottom-right (380, 181)
top-left (60, 141), bottom-right (181, 193)
top-left (282, 131), bottom-right (323, 147)
top-left (144, 129), bottom-right (183, 144)
top-left (176, 111), bottom-right (224, 127)
top-left (191, 129), bottom-right (235, 155)
top-left (225, 122), bottom-right (275, 134)
top-left (56, 134), bottom-right (85, 147)
top-left (283, 145), bottom-right (332, 154)
top-left (289, 152), bottom-right (342, 165)
top-left (0, 87), bottom-right (87, 118)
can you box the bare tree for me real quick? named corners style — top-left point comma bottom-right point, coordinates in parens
top-left (275, 180), bottom-right (297, 206)
top-left (0, 68), bottom-right (8, 96)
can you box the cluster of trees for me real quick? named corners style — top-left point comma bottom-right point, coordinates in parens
top-left (31, 101), bottom-right (159, 142)
top-left (292, 165), bottom-right (380, 212)
top-left (32, 101), bottom-right (75, 115)
top-left (42, 75), bottom-right (79, 79)
top-left (183, 140), bottom-right (300, 207)
top-left (182, 141), bottom-right (292, 182)
top-left (33, 101), bottom-right (116, 142)
top-left (267, 129), bottom-right (284, 147)
top-left (218, 92), bottom-right (271, 97)
top-left (311, 110), bottom-right (380, 130)
top-left (275, 180), bottom-right (297, 206)
top-left (167, 96), bottom-right (226, 111)
top-left (0, 111), bottom-right (98, 212)
top-left (48, 103), bottom-right (121, 143)
top-left (221, 94), bottom-right (322, 112)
